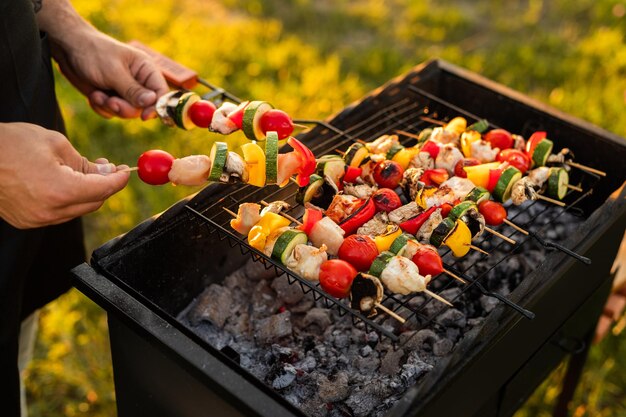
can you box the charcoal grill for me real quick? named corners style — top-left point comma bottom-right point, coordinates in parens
top-left (72, 59), bottom-right (626, 417)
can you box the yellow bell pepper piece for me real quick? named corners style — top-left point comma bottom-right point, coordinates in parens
top-left (460, 130), bottom-right (481, 158)
top-left (463, 162), bottom-right (501, 188)
top-left (374, 225), bottom-right (402, 253)
top-left (392, 147), bottom-right (420, 170)
top-left (416, 186), bottom-right (438, 209)
top-left (444, 219), bottom-right (472, 257)
top-left (444, 117), bottom-right (467, 135)
top-left (248, 212), bottom-right (291, 251)
top-left (241, 142), bottom-right (266, 187)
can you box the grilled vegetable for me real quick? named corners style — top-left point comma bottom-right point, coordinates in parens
top-left (373, 225), bottom-right (402, 253)
top-left (208, 142), bottom-right (228, 182)
top-left (547, 167), bottom-right (569, 200)
top-left (344, 143), bottom-right (370, 167)
top-left (497, 149), bottom-right (530, 174)
top-left (259, 109), bottom-right (294, 140)
top-left (271, 229), bottom-right (308, 264)
top-left (174, 92), bottom-right (201, 130)
top-left (444, 117), bottom-right (467, 135)
top-left (430, 217), bottom-right (456, 248)
top-left (137, 149), bottom-right (175, 185)
top-left (493, 166), bottom-right (522, 202)
top-left (373, 160), bottom-right (404, 189)
top-left (296, 174), bottom-right (324, 205)
top-left (242, 100), bottom-right (274, 141)
top-left (465, 187), bottom-right (491, 204)
top-left (350, 273), bottom-right (384, 316)
top-left (484, 128), bottom-right (513, 150)
top-left (317, 155), bottom-right (346, 187)
top-left (319, 259), bottom-right (358, 299)
top-left (411, 245), bottom-right (444, 276)
top-left (372, 188), bottom-right (403, 213)
top-left (444, 219), bottom-right (472, 257)
top-left (531, 138), bottom-right (554, 168)
top-left (368, 251), bottom-right (394, 278)
top-left (264, 132), bottom-right (279, 184)
top-left (389, 233), bottom-right (418, 257)
top-left (298, 208), bottom-right (323, 235)
top-left (338, 235), bottom-right (379, 272)
top-left (156, 90), bottom-right (184, 127)
top-left (241, 142), bottom-right (266, 187)
top-left (398, 206), bottom-right (436, 235)
top-left (248, 212), bottom-right (291, 251)
top-left (478, 200), bottom-right (507, 226)
top-left (386, 143), bottom-right (404, 160)
top-left (448, 201), bottom-right (477, 222)
top-left (188, 100), bottom-right (216, 129)
top-left (460, 130), bottom-right (481, 158)
top-left (467, 119), bottom-right (489, 133)
top-left (339, 198), bottom-right (376, 236)
top-left (463, 162), bottom-right (500, 188)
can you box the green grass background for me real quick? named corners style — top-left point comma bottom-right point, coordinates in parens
top-left (24, 0), bottom-right (626, 416)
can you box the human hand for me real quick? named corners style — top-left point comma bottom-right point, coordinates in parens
top-left (0, 123), bottom-right (130, 229)
top-left (51, 30), bottom-right (169, 120)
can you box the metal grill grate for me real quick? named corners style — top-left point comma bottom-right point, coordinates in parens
top-left (184, 86), bottom-right (601, 343)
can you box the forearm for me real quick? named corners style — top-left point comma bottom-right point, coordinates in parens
top-left (36, 0), bottom-right (97, 53)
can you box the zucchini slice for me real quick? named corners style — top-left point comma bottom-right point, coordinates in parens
top-left (208, 142), bottom-right (229, 182)
top-left (242, 101), bottom-right (274, 141)
top-left (467, 119), bottom-right (489, 133)
top-left (317, 158), bottom-right (346, 186)
top-left (532, 138), bottom-right (554, 168)
top-left (174, 92), bottom-right (201, 130)
top-left (493, 166), bottom-right (522, 203)
top-left (547, 167), bottom-right (569, 200)
top-left (264, 131), bottom-right (279, 184)
top-left (448, 201), bottom-right (477, 222)
top-left (368, 251), bottom-right (394, 278)
top-left (344, 143), bottom-right (370, 167)
top-left (386, 143), bottom-right (404, 160)
top-left (271, 229), bottom-right (308, 264)
top-left (296, 174), bottom-right (324, 204)
top-left (430, 217), bottom-right (456, 248)
top-left (465, 187), bottom-right (491, 204)
top-left (417, 128), bottom-right (433, 143)
top-left (389, 233), bottom-right (417, 256)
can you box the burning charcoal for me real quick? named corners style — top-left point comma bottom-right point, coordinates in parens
top-left (318, 371), bottom-right (351, 402)
top-left (331, 330), bottom-right (350, 350)
top-left (271, 363), bottom-right (297, 390)
top-left (345, 382), bottom-right (392, 417)
top-left (223, 268), bottom-right (249, 290)
top-left (480, 294), bottom-right (499, 313)
top-left (399, 329), bottom-right (438, 351)
top-left (303, 308), bottom-right (333, 329)
top-left (289, 298), bottom-right (315, 314)
top-left (435, 308), bottom-right (467, 328)
top-left (187, 284), bottom-right (233, 328)
top-left (359, 345), bottom-right (373, 357)
top-left (380, 348), bottom-right (405, 375)
top-left (252, 280), bottom-right (279, 312)
top-left (433, 338), bottom-right (454, 356)
top-left (255, 311), bottom-right (293, 344)
top-left (243, 258), bottom-right (278, 281)
top-left (353, 355), bottom-right (380, 374)
top-left (295, 355), bottom-right (317, 372)
top-left (271, 275), bottom-right (305, 305)
top-left (400, 352), bottom-right (434, 385)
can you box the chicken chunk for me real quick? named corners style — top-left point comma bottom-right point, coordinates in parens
top-left (470, 140), bottom-right (499, 163)
top-left (409, 151), bottom-right (435, 170)
top-left (435, 144), bottom-right (464, 175)
top-left (416, 208), bottom-right (443, 243)
top-left (230, 203), bottom-right (262, 235)
top-left (285, 244), bottom-right (328, 282)
top-left (367, 134), bottom-right (400, 155)
top-left (168, 155), bottom-right (212, 186)
top-left (343, 183), bottom-right (378, 199)
top-left (527, 167), bottom-right (550, 187)
top-left (380, 256), bottom-right (431, 295)
top-left (210, 102), bottom-right (239, 134)
top-left (309, 217), bottom-right (345, 255)
top-left (388, 202), bottom-right (422, 224)
top-left (429, 127), bottom-right (459, 146)
top-left (357, 212), bottom-right (390, 236)
top-left (439, 176), bottom-right (476, 201)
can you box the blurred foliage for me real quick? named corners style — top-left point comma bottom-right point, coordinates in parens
top-left (26, 0), bottom-right (625, 416)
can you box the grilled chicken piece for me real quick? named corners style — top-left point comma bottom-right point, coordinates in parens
top-left (424, 185), bottom-right (457, 208)
top-left (512, 134), bottom-right (526, 151)
top-left (511, 177), bottom-right (539, 205)
top-left (285, 244), bottom-right (328, 282)
top-left (430, 127), bottom-right (459, 146)
top-left (325, 194), bottom-right (363, 224)
top-left (409, 151), bottom-right (435, 170)
top-left (168, 155), bottom-right (212, 186)
top-left (440, 176), bottom-right (476, 201)
top-left (210, 102), bottom-right (239, 134)
top-left (401, 167), bottom-right (426, 200)
top-left (380, 256), bottom-right (432, 295)
top-left (263, 226), bottom-right (291, 256)
top-left (388, 202), bottom-right (422, 224)
top-left (416, 208), bottom-right (443, 243)
top-left (360, 159), bottom-right (379, 185)
top-left (357, 212), bottom-right (390, 236)
top-left (548, 148), bottom-right (573, 166)
top-left (527, 167), bottom-right (550, 187)
top-left (343, 183), bottom-right (378, 199)
top-left (435, 144), bottom-right (464, 175)
top-left (261, 200), bottom-right (291, 216)
top-left (367, 134), bottom-right (400, 155)
top-left (470, 140), bottom-right (499, 163)
top-left (230, 203), bottom-right (262, 235)
top-left (309, 217), bottom-right (345, 255)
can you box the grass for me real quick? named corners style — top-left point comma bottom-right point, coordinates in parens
top-left (24, 0), bottom-right (626, 416)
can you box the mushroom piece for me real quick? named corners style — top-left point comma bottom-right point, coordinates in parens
top-left (223, 152), bottom-right (249, 183)
top-left (261, 200), bottom-right (291, 216)
top-left (350, 273), bottom-right (384, 318)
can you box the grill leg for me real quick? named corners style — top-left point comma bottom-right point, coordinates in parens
top-left (552, 330), bottom-right (593, 417)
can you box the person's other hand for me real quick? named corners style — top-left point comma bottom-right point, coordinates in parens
top-left (0, 123), bottom-right (130, 229)
top-left (51, 31), bottom-right (169, 120)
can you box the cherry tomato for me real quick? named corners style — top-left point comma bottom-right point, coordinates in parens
top-left (188, 100), bottom-right (216, 129)
top-left (226, 101), bottom-right (249, 129)
top-left (372, 188), bottom-right (402, 212)
top-left (260, 109), bottom-right (294, 140)
top-left (319, 259), bottom-right (358, 298)
top-left (337, 235), bottom-right (379, 272)
top-left (454, 158), bottom-right (480, 178)
top-left (478, 200), bottom-right (507, 226)
top-left (412, 246), bottom-right (443, 276)
top-left (421, 141), bottom-right (440, 159)
top-left (439, 203), bottom-right (453, 218)
top-left (497, 149), bottom-right (530, 174)
top-left (484, 129), bottom-right (514, 150)
top-left (373, 160), bottom-right (404, 189)
top-left (137, 150), bottom-right (175, 185)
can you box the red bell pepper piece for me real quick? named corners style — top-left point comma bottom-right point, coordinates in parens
top-left (439, 203), bottom-right (453, 218)
top-left (298, 208), bottom-right (323, 235)
top-left (486, 168), bottom-right (503, 193)
top-left (421, 141), bottom-right (440, 159)
top-left (342, 166), bottom-right (362, 184)
top-left (226, 101), bottom-right (250, 129)
top-left (398, 206), bottom-right (436, 235)
top-left (339, 198), bottom-right (376, 235)
top-left (525, 131), bottom-right (547, 156)
top-left (420, 168), bottom-right (449, 187)
top-left (288, 137), bottom-right (317, 187)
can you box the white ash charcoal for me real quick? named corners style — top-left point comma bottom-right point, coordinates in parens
top-left (255, 311), bottom-right (293, 343)
top-left (353, 355), bottom-right (381, 374)
top-left (365, 331), bottom-right (379, 347)
top-left (400, 352), bottom-right (433, 385)
top-left (318, 371), bottom-right (351, 403)
top-left (433, 338), bottom-right (454, 356)
top-left (289, 299), bottom-right (315, 314)
top-left (359, 345), bottom-right (373, 357)
top-left (467, 317), bottom-right (485, 327)
top-left (271, 275), bottom-right (305, 305)
top-left (271, 363), bottom-right (298, 390)
top-left (345, 382), bottom-right (392, 417)
top-left (295, 355), bottom-right (317, 372)
top-left (223, 268), bottom-right (249, 290)
top-left (252, 280), bottom-right (280, 312)
top-left (480, 294), bottom-right (500, 313)
top-left (446, 327), bottom-right (461, 342)
top-left (243, 258), bottom-right (278, 281)
top-left (269, 344), bottom-right (297, 362)
top-left (187, 284), bottom-right (233, 328)
top-left (435, 308), bottom-right (467, 328)
top-left (303, 308), bottom-right (333, 329)
top-left (299, 399), bottom-right (329, 417)
top-left (380, 348), bottom-right (405, 376)
top-left (400, 329), bottom-right (438, 351)
top-left (331, 330), bottom-right (350, 350)
top-left (224, 311), bottom-right (251, 335)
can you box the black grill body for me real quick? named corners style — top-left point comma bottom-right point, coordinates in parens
top-left (72, 60), bottom-right (626, 417)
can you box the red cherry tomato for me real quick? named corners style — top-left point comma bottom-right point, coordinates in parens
top-left (497, 149), bottom-right (530, 174)
top-left (137, 150), bottom-right (175, 185)
top-left (421, 141), bottom-right (440, 159)
top-left (188, 100), bottom-right (217, 129)
top-left (454, 158), bottom-right (480, 178)
top-left (226, 101), bottom-right (250, 129)
top-left (337, 235), bottom-right (379, 272)
top-left (373, 160), bottom-right (404, 189)
top-left (319, 259), bottom-right (358, 298)
top-left (478, 200), bottom-right (507, 226)
top-left (484, 129), bottom-right (514, 150)
top-left (260, 109), bottom-right (294, 140)
top-left (372, 188), bottom-right (403, 213)
top-left (412, 246), bottom-right (443, 276)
